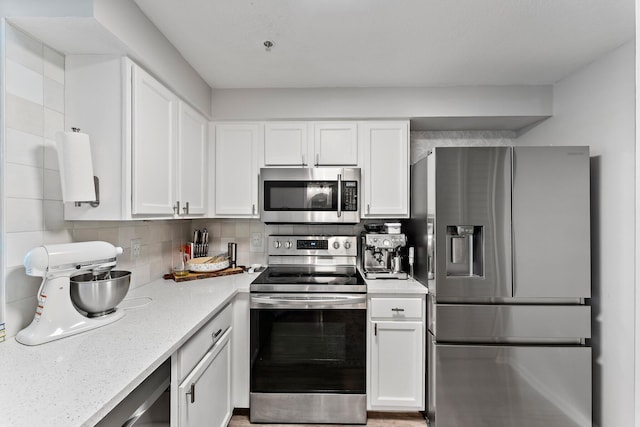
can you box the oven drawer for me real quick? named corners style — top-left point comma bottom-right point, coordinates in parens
top-left (177, 302), bottom-right (232, 381)
top-left (370, 297), bottom-right (423, 320)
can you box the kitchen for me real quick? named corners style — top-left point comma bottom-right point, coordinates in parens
top-left (0, 1), bottom-right (637, 426)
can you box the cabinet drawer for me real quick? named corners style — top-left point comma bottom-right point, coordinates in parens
top-left (178, 303), bottom-right (232, 381)
top-left (370, 297), bottom-right (423, 319)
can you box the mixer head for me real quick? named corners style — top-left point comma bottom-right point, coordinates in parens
top-left (24, 241), bottom-right (124, 278)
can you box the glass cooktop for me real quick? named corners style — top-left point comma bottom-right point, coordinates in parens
top-left (250, 266), bottom-right (366, 293)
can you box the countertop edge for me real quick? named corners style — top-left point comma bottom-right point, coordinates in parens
top-left (84, 287), bottom-right (240, 426)
top-left (1, 270), bottom-right (426, 426)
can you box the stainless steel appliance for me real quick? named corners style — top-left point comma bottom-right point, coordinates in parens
top-left (260, 167), bottom-right (360, 223)
top-left (361, 232), bottom-right (409, 279)
top-left (408, 146), bottom-right (592, 427)
top-left (250, 235), bottom-right (367, 424)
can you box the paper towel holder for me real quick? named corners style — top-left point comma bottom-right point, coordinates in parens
top-left (58, 128), bottom-right (100, 208)
top-left (74, 176), bottom-right (100, 208)
top-left (70, 128), bottom-right (99, 208)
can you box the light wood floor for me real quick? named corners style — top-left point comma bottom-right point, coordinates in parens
top-left (228, 412), bottom-right (428, 426)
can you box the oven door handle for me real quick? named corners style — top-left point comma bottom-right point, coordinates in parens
top-left (250, 294), bottom-right (366, 309)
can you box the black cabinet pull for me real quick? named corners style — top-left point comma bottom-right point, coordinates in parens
top-left (186, 383), bottom-right (195, 403)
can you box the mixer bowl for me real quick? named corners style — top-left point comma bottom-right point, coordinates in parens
top-left (70, 270), bottom-right (131, 317)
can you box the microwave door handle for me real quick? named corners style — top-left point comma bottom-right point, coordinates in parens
top-left (337, 173), bottom-right (342, 218)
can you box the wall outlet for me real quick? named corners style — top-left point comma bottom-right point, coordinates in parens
top-left (250, 232), bottom-right (263, 252)
top-left (131, 238), bottom-right (141, 260)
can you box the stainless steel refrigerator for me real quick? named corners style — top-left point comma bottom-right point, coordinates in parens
top-left (408, 146), bottom-right (592, 427)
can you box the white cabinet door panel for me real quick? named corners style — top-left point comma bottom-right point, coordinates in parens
top-left (178, 330), bottom-right (232, 427)
top-left (370, 321), bottom-right (423, 409)
top-left (214, 123), bottom-right (260, 216)
top-left (264, 122), bottom-right (308, 166)
top-left (131, 66), bottom-right (177, 215)
top-left (313, 122), bottom-right (358, 166)
top-left (361, 121), bottom-right (409, 217)
top-left (177, 102), bottom-right (207, 215)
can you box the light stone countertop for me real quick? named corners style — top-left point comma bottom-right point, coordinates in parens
top-left (364, 276), bottom-right (428, 295)
top-left (0, 272), bottom-right (254, 427)
top-left (0, 269), bottom-right (426, 427)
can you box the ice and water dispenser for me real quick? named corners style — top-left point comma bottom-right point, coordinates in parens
top-left (445, 225), bottom-right (483, 277)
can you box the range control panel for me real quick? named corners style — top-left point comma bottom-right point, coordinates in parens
top-left (268, 235), bottom-right (357, 257)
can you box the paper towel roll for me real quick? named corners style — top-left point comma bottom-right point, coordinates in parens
top-left (55, 130), bottom-right (96, 203)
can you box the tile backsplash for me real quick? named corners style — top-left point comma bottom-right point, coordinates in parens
top-left (190, 219), bottom-right (362, 267)
top-left (2, 25), bottom-right (191, 338)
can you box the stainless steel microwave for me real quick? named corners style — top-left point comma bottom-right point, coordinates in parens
top-left (259, 168), bottom-right (360, 223)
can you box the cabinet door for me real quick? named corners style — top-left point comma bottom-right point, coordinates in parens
top-left (313, 122), bottom-right (358, 166)
top-left (179, 330), bottom-right (232, 427)
top-left (131, 65), bottom-right (178, 215)
top-left (264, 122), bottom-right (308, 166)
top-left (361, 121), bottom-right (409, 217)
top-left (369, 321), bottom-right (423, 410)
top-left (214, 123), bottom-right (261, 216)
top-left (177, 102), bottom-right (207, 215)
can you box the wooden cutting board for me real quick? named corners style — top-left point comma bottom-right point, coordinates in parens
top-left (163, 266), bottom-right (245, 282)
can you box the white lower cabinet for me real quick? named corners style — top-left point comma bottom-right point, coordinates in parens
top-left (172, 304), bottom-right (233, 427)
top-left (368, 295), bottom-right (425, 411)
top-left (178, 330), bottom-right (231, 427)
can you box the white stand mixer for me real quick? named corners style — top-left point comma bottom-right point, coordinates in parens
top-left (16, 241), bottom-right (126, 346)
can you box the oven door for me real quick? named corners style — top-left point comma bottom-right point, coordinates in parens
top-left (250, 293), bottom-right (367, 423)
top-left (260, 167), bottom-right (360, 223)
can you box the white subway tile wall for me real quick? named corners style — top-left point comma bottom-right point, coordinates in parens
top-left (2, 25), bottom-right (192, 338)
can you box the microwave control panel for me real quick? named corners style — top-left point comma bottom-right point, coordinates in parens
top-left (342, 182), bottom-right (358, 211)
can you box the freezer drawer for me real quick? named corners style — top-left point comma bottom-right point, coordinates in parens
top-left (433, 303), bottom-right (591, 342)
top-left (428, 336), bottom-right (592, 427)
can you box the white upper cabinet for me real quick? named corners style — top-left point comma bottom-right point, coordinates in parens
top-left (131, 65), bottom-right (178, 215)
top-left (262, 121), bottom-right (359, 167)
top-left (264, 122), bottom-right (308, 166)
top-left (212, 123), bottom-right (262, 217)
top-left (177, 102), bottom-right (208, 215)
top-left (360, 121), bottom-right (409, 218)
top-left (313, 122), bottom-right (358, 166)
top-left (64, 56), bottom-right (207, 220)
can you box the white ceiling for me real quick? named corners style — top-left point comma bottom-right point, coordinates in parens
top-left (134, 0), bottom-right (634, 89)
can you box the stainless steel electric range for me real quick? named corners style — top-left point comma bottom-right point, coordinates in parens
top-left (249, 235), bottom-right (367, 425)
